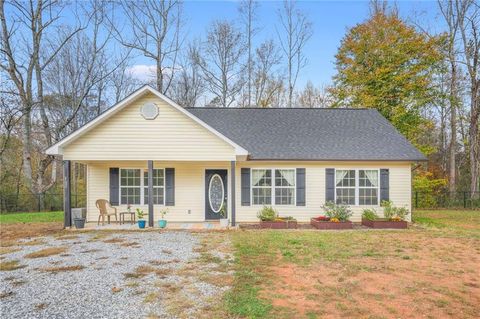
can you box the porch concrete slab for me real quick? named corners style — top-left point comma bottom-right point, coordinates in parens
top-left (78, 221), bottom-right (228, 231)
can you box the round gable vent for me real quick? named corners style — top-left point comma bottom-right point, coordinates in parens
top-left (140, 103), bottom-right (159, 120)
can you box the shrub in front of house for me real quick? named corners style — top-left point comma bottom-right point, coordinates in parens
top-left (311, 202), bottom-right (353, 229)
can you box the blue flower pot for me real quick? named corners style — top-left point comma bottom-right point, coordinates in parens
top-left (138, 220), bottom-right (146, 229)
top-left (158, 220), bottom-right (167, 228)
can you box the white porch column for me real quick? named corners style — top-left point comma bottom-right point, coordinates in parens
top-left (63, 160), bottom-right (72, 228)
top-left (231, 161), bottom-right (236, 226)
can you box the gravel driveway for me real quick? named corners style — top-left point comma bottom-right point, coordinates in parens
top-left (0, 231), bottom-right (232, 319)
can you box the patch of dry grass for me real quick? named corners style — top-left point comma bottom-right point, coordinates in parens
top-left (21, 239), bottom-right (47, 246)
top-left (124, 272), bottom-right (146, 279)
top-left (0, 291), bottom-right (14, 299)
top-left (0, 259), bottom-right (26, 271)
top-left (25, 247), bottom-right (67, 258)
top-left (155, 281), bottom-right (181, 294)
top-left (125, 281), bottom-right (140, 288)
top-left (103, 238), bottom-right (125, 244)
top-left (143, 292), bottom-right (160, 303)
top-left (55, 235), bottom-right (79, 240)
top-left (35, 303), bottom-right (48, 310)
top-left (39, 265), bottom-right (85, 273)
top-left (0, 246), bottom-right (21, 255)
top-left (120, 241), bottom-right (140, 248)
top-left (0, 222), bottom-right (64, 242)
top-left (149, 258), bottom-right (180, 266)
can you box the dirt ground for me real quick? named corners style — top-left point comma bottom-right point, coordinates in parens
top-left (268, 233), bottom-right (479, 319)
top-left (0, 222), bottom-right (64, 243)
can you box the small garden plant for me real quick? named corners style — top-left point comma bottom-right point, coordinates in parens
top-left (136, 208), bottom-right (145, 220)
top-left (321, 201), bottom-right (353, 222)
top-left (257, 206), bottom-right (278, 221)
top-left (382, 200), bottom-right (409, 221)
top-left (159, 209), bottom-right (168, 220)
top-left (362, 208), bottom-right (379, 221)
top-left (219, 202), bottom-right (227, 218)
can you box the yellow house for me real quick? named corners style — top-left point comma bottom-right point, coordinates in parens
top-left (46, 85), bottom-right (426, 227)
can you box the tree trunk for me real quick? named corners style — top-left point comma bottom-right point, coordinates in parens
top-left (469, 80), bottom-right (479, 198)
top-left (449, 62), bottom-right (457, 195)
top-left (21, 110), bottom-right (34, 193)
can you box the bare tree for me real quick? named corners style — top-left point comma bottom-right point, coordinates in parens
top-left (44, 1), bottom-right (128, 139)
top-left (111, 60), bottom-right (141, 104)
top-left (276, 0), bottom-right (313, 107)
top-left (193, 20), bottom-right (245, 107)
top-left (238, 0), bottom-right (259, 107)
top-left (113, 0), bottom-right (184, 94)
top-left (438, 0), bottom-right (463, 194)
top-left (0, 0), bottom-right (86, 197)
top-left (0, 81), bottom-right (22, 158)
top-left (169, 43), bottom-right (205, 107)
top-left (297, 81), bottom-right (333, 108)
top-left (454, 0), bottom-right (480, 197)
top-left (253, 40), bottom-right (283, 107)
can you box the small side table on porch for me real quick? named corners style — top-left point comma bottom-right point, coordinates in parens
top-left (119, 211), bottom-right (136, 225)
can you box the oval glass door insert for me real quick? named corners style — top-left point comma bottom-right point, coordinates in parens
top-left (209, 174), bottom-right (224, 213)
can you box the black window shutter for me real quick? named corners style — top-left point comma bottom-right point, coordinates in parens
top-left (109, 168), bottom-right (119, 206)
top-left (380, 169), bottom-right (389, 203)
top-left (165, 168), bottom-right (175, 206)
top-left (325, 168), bottom-right (335, 203)
top-left (241, 168), bottom-right (250, 206)
top-left (296, 168), bottom-right (306, 206)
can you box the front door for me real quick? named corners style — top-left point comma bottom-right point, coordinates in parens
top-left (205, 169), bottom-right (228, 220)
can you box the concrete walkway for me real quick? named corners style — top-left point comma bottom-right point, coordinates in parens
top-left (77, 221), bottom-right (232, 231)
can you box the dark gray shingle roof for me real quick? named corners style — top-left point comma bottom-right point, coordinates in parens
top-left (186, 107), bottom-right (426, 161)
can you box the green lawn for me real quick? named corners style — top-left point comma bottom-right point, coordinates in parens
top-left (413, 209), bottom-right (480, 230)
top-left (0, 211), bottom-right (64, 224)
top-left (227, 210), bottom-right (480, 318)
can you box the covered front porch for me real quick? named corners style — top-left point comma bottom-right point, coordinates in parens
top-left (62, 160), bottom-right (238, 229)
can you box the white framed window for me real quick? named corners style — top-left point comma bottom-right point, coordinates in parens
top-left (359, 170), bottom-right (379, 205)
top-left (251, 168), bottom-right (296, 206)
top-left (252, 169), bottom-right (272, 205)
top-left (334, 169), bottom-right (380, 206)
top-left (275, 169), bottom-right (296, 205)
top-left (144, 169), bottom-right (165, 205)
top-left (120, 169), bottom-right (141, 205)
top-left (120, 168), bottom-right (165, 205)
top-left (335, 169), bottom-right (356, 205)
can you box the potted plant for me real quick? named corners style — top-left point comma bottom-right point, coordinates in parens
top-left (258, 206), bottom-right (297, 229)
top-left (136, 208), bottom-right (146, 229)
top-left (361, 201), bottom-right (409, 229)
top-left (219, 203), bottom-right (229, 227)
top-left (158, 209), bottom-right (168, 228)
top-left (311, 202), bottom-right (353, 229)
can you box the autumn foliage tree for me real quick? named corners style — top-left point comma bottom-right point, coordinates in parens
top-left (331, 9), bottom-right (443, 154)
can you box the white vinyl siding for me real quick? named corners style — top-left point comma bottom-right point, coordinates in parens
top-left (62, 93), bottom-right (236, 161)
top-left (235, 162), bottom-right (412, 223)
top-left (86, 161), bottom-right (231, 223)
top-left (84, 161), bottom-right (412, 224)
